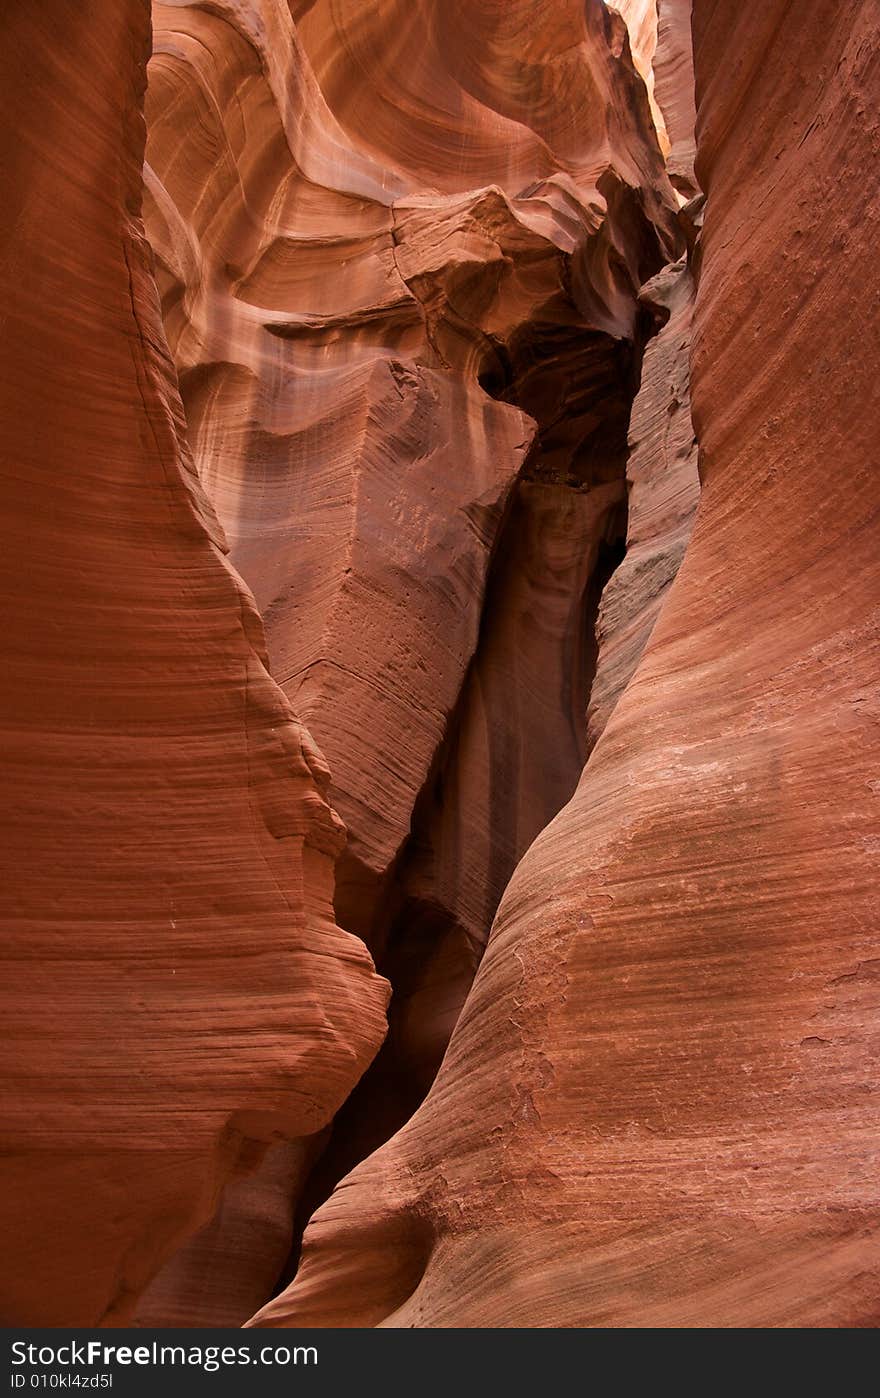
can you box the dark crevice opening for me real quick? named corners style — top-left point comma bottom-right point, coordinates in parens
top-left (270, 317), bottom-right (651, 1298)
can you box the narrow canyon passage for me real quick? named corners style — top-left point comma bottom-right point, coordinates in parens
top-left (253, 0), bottom-right (880, 1328)
top-left (133, 0), bottom-right (704, 1326)
top-left (1, 0), bottom-right (876, 1333)
top-left (277, 335), bottom-right (641, 1283)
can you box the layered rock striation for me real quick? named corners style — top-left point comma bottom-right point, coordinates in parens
top-left (613, 2), bottom-right (698, 198)
top-left (3, 0), bottom-right (875, 1332)
top-left (0, 0), bottom-right (386, 1327)
top-left (143, 0), bottom-right (680, 954)
top-left (252, 0), bottom-right (880, 1328)
top-left (137, 0), bottom-right (693, 1321)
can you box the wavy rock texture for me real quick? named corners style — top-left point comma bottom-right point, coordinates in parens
top-left (614, 2), bottom-right (697, 196)
top-left (144, 0), bottom-right (679, 949)
top-left (610, 1), bottom-right (668, 152)
top-left (253, 0), bottom-right (880, 1328)
top-left (138, 0), bottom-right (687, 1321)
top-left (653, 2), bottom-right (698, 197)
top-left (0, 0), bottom-right (386, 1327)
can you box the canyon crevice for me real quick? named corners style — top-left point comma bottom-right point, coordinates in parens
top-left (0, 0), bottom-right (877, 1330)
top-left (134, 0), bottom-right (691, 1326)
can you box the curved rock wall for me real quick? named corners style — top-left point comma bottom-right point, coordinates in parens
top-left (252, 0), bottom-right (880, 1328)
top-left (143, 1), bottom-right (679, 953)
top-left (4, 0), bottom-right (875, 1331)
top-left (587, 255), bottom-right (699, 746)
top-left (138, 0), bottom-right (691, 1322)
top-left (0, 0), bottom-right (386, 1327)
top-left (654, 2), bottom-right (698, 196)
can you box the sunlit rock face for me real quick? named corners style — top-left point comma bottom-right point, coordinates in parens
top-left (0, 0), bottom-right (386, 1328)
top-left (609, 0), bottom-right (669, 152)
top-left (613, 1), bottom-right (698, 196)
top-left (653, 1), bottom-right (698, 197)
top-left (250, 0), bottom-right (880, 1329)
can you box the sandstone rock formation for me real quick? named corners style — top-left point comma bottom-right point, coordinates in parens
top-left (611, 1), bottom-right (669, 154)
top-left (136, 0), bottom-right (691, 1322)
top-left (653, 2), bottom-right (698, 197)
top-left (587, 254), bottom-right (699, 745)
top-left (143, 0), bottom-right (680, 955)
top-left (612, 2), bottom-right (697, 198)
top-left (2, 0), bottom-right (876, 1332)
top-left (252, 0), bottom-right (880, 1327)
top-left (0, 0), bottom-right (386, 1328)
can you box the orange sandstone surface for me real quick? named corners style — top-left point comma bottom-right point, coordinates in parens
top-left (0, 0), bottom-right (386, 1328)
top-left (0, 0), bottom-right (877, 1329)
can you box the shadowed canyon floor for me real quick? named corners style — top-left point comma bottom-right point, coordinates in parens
top-left (0, 0), bottom-right (877, 1329)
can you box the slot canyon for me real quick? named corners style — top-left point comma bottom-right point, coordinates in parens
top-left (1, 0), bottom-right (878, 1329)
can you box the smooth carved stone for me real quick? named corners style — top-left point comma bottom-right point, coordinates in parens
top-left (251, 0), bottom-right (880, 1329)
top-left (613, 1), bottom-right (699, 198)
top-left (143, 1), bottom-right (677, 952)
top-left (0, 0), bottom-right (386, 1328)
top-left (143, 0), bottom-right (681, 950)
top-left (387, 478), bottom-right (627, 1076)
top-left (292, 0), bottom-right (672, 201)
top-left (132, 1139), bottom-right (321, 1328)
top-left (588, 257), bottom-right (700, 747)
top-left (654, 2), bottom-right (699, 197)
top-left (294, 474), bottom-right (629, 1199)
top-left (609, 0), bottom-right (670, 153)
top-left (139, 0), bottom-right (684, 1320)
